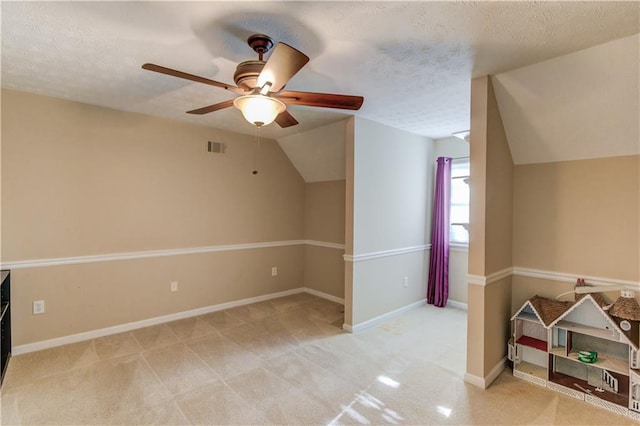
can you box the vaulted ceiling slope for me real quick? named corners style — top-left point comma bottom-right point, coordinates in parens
top-left (277, 120), bottom-right (348, 183)
top-left (1, 1), bottom-right (638, 144)
top-left (494, 34), bottom-right (640, 165)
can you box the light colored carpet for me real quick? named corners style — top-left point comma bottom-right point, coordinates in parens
top-left (0, 293), bottom-right (633, 425)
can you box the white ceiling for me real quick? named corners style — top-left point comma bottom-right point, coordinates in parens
top-left (2, 1), bottom-right (638, 146)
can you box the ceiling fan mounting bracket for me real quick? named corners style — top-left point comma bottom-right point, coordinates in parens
top-left (247, 34), bottom-right (274, 59)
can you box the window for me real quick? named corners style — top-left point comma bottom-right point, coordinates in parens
top-left (450, 160), bottom-right (469, 244)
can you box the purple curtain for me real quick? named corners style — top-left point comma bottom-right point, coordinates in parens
top-left (427, 157), bottom-right (452, 307)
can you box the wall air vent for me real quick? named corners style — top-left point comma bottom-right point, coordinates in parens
top-left (207, 141), bottom-right (225, 153)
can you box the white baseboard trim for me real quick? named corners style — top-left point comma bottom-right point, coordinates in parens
top-left (303, 287), bottom-right (344, 305)
top-left (486, 357), bottom-right (507, 387)
top-left (447, 299), bottom-right (468, 310)
top-left (464, 357), bottom-right (506, 389)
top-left (463, 372), bottom-right (485, 388)
top-left (343, 299), bottom-right (426, 334)
top-left (13, 287), bottom-right (314, 356)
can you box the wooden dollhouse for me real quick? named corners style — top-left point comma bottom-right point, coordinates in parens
top-left (509, 290), bottom-right (640, 420)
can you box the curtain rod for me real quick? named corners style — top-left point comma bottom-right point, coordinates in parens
top-left (435, 156), bottom-right (469, 162)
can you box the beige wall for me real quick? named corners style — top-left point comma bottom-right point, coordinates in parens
top-left (484, 77), bottom-right (514, 274)
top-left (511, 275), bottom-right (628, 313)
top-left (303, 245), bottom-right (344, 298)
top-left (303, 180), bottom-right (345, 298)
top-left (1, 89), bottom-right (306, 345)
top-left (11, 247), bottom-right (303, 346)
top-left (483, 278), bottom-right (512, 373)
top-left (346, 117), bottom-right (432, 326)
top-left (352, 250), bottom-right (428, 323)
top-left (352, 118), bottom-right (432, 254)
top-left (513, 155), bottom-right (639, 281)
top-left (466, 284), bottom-right (485, 376)
top-left (344, 118), bottom-right (355, 325)
top-left (467, 76), bottom-right (639, 387)
top-left (511, 155), bottom-right (639, 324)
top-left (466, 76), bottom-right (514, 384)
top-left (1, 90), bottom-right (304, 258)
top-left (304, 180), bottom-right (345, 244)
top-left (448, 249), bottom-right (468, 304)
top-left (463, 278), bottom-right (512, 376)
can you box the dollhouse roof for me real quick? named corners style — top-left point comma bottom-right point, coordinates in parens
top-left (511, 295), bottom-right (573, 328)
top-left (512, 293), bottom-right (639, 350)
top-left (609, 295), bottom-right (640, 321)
top-left (549, 293), bottom-right (638, 351)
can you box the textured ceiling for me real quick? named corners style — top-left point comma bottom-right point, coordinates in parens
top-left (2, 1), bottom-right (639, 144)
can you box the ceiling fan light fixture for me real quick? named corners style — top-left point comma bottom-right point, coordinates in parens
top-left (233, 95), bottom-right (285, 126)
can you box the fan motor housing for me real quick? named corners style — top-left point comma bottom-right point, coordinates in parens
top-left (233, 60), bottom-right (265, 90)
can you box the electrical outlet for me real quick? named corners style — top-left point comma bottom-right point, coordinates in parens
top-left (170, 281), bottom-right (178, 292)
top-left (271, 267), bottom-right (278, 276)
top-left (403, 277), bottom-right (409, 288)
top-left (33, 300), bottom-right (45, 315)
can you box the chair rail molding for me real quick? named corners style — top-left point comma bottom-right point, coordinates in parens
top-left (1, 239), bottom-right (345, 270)
top-left (467, 267), bottom-right (513, 287)
top-left (304, 240), bottom-right (345, 250)
top-left (467, 266), bottom-right (639, 289)
top-left (343, 244), bottom-right (431, 263)
top-left (512, 266), bottom-right (639, 288)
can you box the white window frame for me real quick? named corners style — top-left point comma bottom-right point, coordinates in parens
top-left (449, 159), bottom-right (470, 246)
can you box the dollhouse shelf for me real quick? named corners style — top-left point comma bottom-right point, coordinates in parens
top-left (515, 360), bottom-right (547, 381)
top-left (561, 351), bottom-right (628, 375)
top-left (516, 335), bottom-right (547, 352)
top-left (555, 320), bottom-right (619, 342)
top-left (549, 346), bottom-right (565, 356)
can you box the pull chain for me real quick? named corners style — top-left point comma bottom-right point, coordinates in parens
top-left (252, 124), bottom-right (261, 175)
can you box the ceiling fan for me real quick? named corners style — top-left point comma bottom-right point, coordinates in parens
top-left (142, 34), bottom-right (364, 128)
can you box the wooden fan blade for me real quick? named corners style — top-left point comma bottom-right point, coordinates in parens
top-left (142, 63), bottom-right (245, 94)
top-left (276, 90), bottom-right (364, 110)
top-left (186, 99), bottom-right (235, 115)
top-left (275, 110), bottom-right (299, 128)
top-left (257, 43), bottom-right (309, 93)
